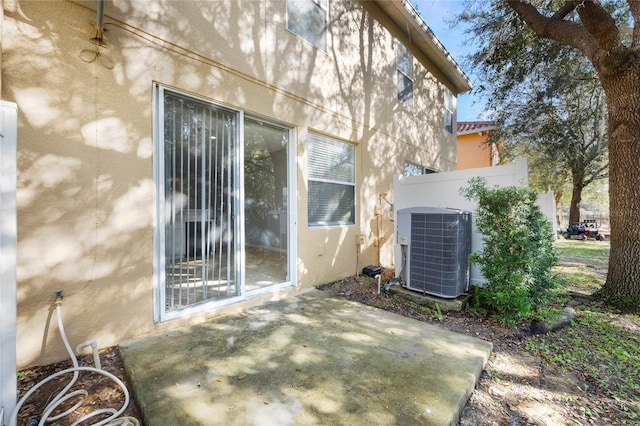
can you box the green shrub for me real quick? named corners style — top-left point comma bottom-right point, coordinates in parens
top-left (461, 177), bottom-right (557, 325)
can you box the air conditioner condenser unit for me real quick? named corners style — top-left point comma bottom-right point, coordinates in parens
top-left (396, 207), bottom-right (471, 298)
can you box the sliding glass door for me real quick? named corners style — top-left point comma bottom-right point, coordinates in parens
top-left (244, 118), bottom-right (289, 293)
top-left (155, 86), bottom-right (293, 321)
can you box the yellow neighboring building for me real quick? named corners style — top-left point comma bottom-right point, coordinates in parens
top-left (456, 121), bottom-right (499, 169)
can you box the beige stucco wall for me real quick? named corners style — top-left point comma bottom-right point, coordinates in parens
top-left (3, 0), bottom-right (458, 366)
top-left (456, 131), bottom-right (494, 170)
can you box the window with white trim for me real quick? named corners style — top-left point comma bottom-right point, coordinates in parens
top-left (307, 133), bottom-right (355, 226)
top-left (396, 39), bottom-right (414, 105)
top-left (287, 0), bottom-right (328, 51)
top-left (444, 89), bottom-right (454, 133)
top-left (404, 161), bottom-right (423, 176)
top-left (404, 161), bottom-right (438, 176)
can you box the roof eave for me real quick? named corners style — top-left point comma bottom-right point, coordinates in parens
top-left (457, 127), bottom-right (495, 136)
top-left (373, 0), bottom-right (473, 95)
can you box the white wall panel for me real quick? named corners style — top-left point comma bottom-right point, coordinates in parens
top-left (393, 158), bottom-right (544, 287)
top-left (1, 101), bottom-right (18, 424)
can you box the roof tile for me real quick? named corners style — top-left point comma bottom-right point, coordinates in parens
top-left (457, 121), bottom-right (495, 134)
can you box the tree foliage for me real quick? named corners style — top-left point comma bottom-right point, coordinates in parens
top-left (461, 178), bottom-right (557, 326)
top-left (458, 0), bottom-right (640, 309)
top-left (461, 2), bottom-right (609, 224)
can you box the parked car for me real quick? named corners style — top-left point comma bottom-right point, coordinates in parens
top-left (561, 220), bottom-right (606, 241)
top-left (581, 219), bottom-right (606, 240)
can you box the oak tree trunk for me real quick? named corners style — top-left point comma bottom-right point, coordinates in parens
top-left (597, 72), bottom-right (640, 307)
top-left (568, 181), bottom-right (582, 224)
top-left (504, 0), bottom-right (640, 307)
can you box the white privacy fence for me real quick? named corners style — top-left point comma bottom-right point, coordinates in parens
top-left (393, 158), bottom-right (556, 287)
top-left (1, 101), bottom-right (18, 425)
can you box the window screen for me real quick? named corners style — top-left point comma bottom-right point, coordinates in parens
top-left (287, 0), bottom-right (328, 51)
top-left (397, 39), bottom-right (414, 105)
top-left (444, 89), bottom-right (454, 133)
top-left (404, 161), bottom-right (438, 176)
top-left (404, 161), bottom-right (423, 176)
top-left (307, 133), bottom-right (355, 226)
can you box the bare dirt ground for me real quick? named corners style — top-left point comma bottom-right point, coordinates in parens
top-left (16, 251), bottom-right (639, 425)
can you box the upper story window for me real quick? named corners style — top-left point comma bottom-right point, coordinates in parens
top-left (287, 0), bottom-right (328, 51)
top-left (444, 89), bottom-right (454, 133)
top-left (307, 132), bottom-right (356, 226)
top-left (396, 39), bottom-right (414, 106)
top-left (404, 162), bottom-right (423, 176)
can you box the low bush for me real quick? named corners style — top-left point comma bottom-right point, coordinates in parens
top-left (461, 177), bottom-right (557, 325)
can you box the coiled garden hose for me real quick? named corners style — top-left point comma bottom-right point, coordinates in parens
top-left (9, 297), bottom-right (140, 426)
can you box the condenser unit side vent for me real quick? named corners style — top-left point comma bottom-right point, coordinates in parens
top-left (397, 207), bottom-right (471, 298)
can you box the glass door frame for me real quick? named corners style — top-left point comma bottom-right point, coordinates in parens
top-left (153, 84), bottom-right (297, 323)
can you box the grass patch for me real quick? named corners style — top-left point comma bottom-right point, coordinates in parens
top-left (527, 239), bottom-right (640, 422)
top-left (553, 239), bottom-right (609, 293)
top-left (527, 306), bottom-right (640, 421)
top-left (554, 239), bottom-right (610, 265)
top-left (554, 271), bottom-right (602, 290)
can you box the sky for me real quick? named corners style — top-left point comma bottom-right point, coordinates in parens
top-left (412, 0), bottom-right (486, 122)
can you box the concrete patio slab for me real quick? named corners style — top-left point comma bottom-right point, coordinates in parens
top-left (120, 289), bottom-right (492, 425)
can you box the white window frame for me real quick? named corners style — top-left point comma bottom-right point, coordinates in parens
top-left (444, 89), bottom-right (454, 133)
top-left (306, 132), bottom-right (356, 227)
top-left (404, 161), bottom-right (423, 176)
top-left (404, 161), bottom-right (438, 176)
top-left (286, 0), bottom-right (329, 51)
top-left (153, 85), bottom-right (298, 322)
top-left (153, 86), bottom-right (243, 322)
top-left (396, 39), bottom-right (414, 106)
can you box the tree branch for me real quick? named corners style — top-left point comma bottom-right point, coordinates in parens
top-left (573, 1), bottom-right (623, 53)
top-left (628, 0), bottom-right (640, 47)
top-left (507, 0), bottom-right (631, 72)
top-left (506, 1), bottom-right (598, 57)
top-left (553, 1), bottom-right (577, 20)
top-left (583, 162), bottom-right (609, 187)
